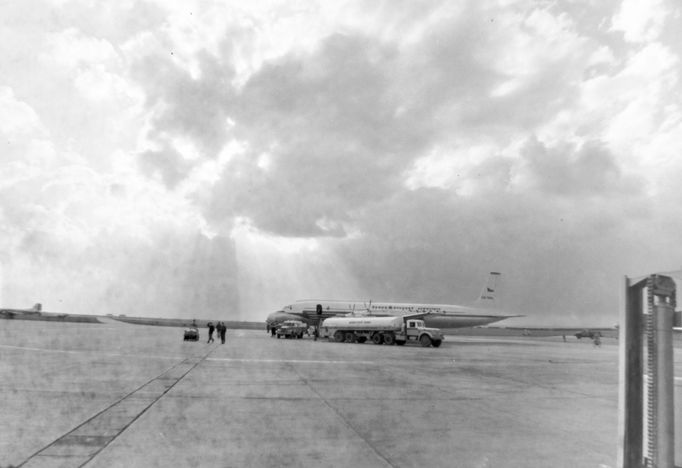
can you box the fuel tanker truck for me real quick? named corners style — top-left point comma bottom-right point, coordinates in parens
top-left (320, 316), bottom-right (444, 348)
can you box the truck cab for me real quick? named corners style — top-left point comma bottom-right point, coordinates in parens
top-left (406, 319), bottom-right (423, 329)
top-left (398, 319), bottom-right (444, 347)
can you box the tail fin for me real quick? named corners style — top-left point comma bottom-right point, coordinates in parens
top-left (475, 272), bottom-right (501, 307)
top-left (32, 303), bottom-right (42, 312)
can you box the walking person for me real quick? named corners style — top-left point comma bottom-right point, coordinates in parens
top-left (207, 322), bottom-right (215, 343)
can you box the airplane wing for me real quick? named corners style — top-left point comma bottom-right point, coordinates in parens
top-left (399, 311), bottom-right (436, 321)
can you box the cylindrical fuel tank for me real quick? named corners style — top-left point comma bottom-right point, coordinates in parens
top-left (321, 316), bottom-right (403, 330)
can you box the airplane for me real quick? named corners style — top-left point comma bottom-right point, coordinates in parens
top-left (0, 303), bottom-right (43, 319)
top-left (266, 272), bottom-right (520, 330)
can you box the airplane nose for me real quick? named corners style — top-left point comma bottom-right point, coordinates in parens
top-left (266, 310), bottom-right (283, 324)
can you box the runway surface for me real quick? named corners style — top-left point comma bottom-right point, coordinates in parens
top-left (0, 320), bottom-right (679, 467)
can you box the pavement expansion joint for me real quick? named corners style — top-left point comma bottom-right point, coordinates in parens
top-left (52, 435), bottom-right (114, 447)
top-left (288, 364), bottom-right (397, 468)
top-left (16, 348), bottom-right (215, 468)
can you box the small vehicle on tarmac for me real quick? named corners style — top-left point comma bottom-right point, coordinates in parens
top-left (575, 329), bottom-right (601, 340)
top-left (183, 327), bottom-right (199, 341)
top-left (275, 320), bottom-right (308, 339)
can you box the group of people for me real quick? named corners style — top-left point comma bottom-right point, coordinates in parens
top-left (207, 321), bottom-right (227, 344)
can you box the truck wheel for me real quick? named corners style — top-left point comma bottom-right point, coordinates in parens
top-left (395, 340), bottom-right (406, 346)
top-left (356, 336), bottom-right (367, 344)
top-left (383, 333), bottom-right (395, 345)
top-left (431, 340), bottom-right (442, 348)
top-left (334, 331), bottom-right (344, 342)
top-left (372, 333), bottom-right (383, 345)
top-left (419, 334), bottom-right (432, 347)
top-left (344, 332), bottom-right (355, 343)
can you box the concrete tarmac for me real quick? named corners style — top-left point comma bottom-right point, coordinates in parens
top-left (0, 320), bottom-right (677, 468)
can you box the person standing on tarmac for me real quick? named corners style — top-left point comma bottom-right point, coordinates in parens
top-left (219, 322), bottom-right (227, 344)
top-left (593, 333), bottom-right (601, 347)
top-left (207, 322), bottom-right (215, 343)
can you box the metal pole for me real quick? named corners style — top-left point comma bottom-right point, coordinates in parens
top-left (654, 302), bottom-right (674, 468)
top-left (618, 274), bottom-right (676, 468)
top-left (619, 276), bottom-right (644, 468)
top-left (647, 277), bottom-right (657, 467)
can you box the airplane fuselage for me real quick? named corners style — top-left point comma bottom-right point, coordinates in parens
top-left (266, 299), bottom-right (515, 330)
top-left (0, 308), bottom-right (42, 317)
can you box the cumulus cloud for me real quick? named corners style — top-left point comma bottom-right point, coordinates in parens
top-left (611, 0), bottom-right (669, 43)
top-left (516, 137), bottom-right (639, 197)
top-left (0, 87), bottom-right (46, 137)
top-left (1, 0), bottom-right (681, 325)
top-left (0, 143), bottom-right (240, 315)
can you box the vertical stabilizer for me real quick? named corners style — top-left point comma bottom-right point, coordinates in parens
top-left (475, 272), bottom-right (501, 307)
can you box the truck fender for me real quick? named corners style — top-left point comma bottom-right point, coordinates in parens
top-left (419, 334), bottom-right (432, 347)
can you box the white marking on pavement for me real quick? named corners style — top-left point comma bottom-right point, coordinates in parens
top-left (0, 344), bottom-right (80, 354)
top-left (0, 343), bottom-right (183, 360)
top-left (207, 357), bottom-right (375, 365)
top-left (448, 336), bottom-right (547, 345)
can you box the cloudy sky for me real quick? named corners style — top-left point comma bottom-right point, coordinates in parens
top-left (1, 0), bottom-right (681, 325)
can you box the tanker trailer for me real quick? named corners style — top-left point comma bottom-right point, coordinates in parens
top-left (321, 316), bottom-right (443, 347)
